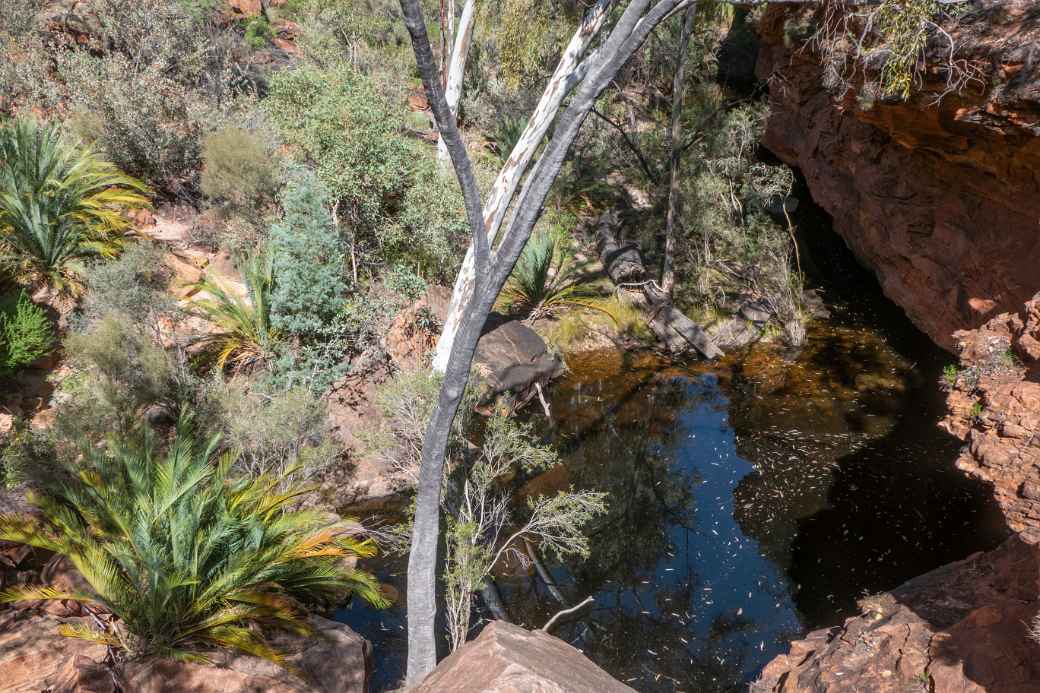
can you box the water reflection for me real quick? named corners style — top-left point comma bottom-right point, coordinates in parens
top-left (343, 321), bottom-right (1003, 692)
top-left (491, 318), bottom-right (1003, 692)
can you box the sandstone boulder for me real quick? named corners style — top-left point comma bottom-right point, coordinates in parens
top-left (415, 621), bottom-right (635, 693)
top-left (0, 614), bottom-right (109, 693)
top-left (754, 534), bottom-right (1040, 693)
top-left (474, 315), bottom-right (562, 400)
top-left (0, 613), bottom-right (369, 693)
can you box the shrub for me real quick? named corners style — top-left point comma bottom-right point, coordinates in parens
top-left (243, 16), bottom-right (274, 48)
top-left (677, 103), bottom-right (803, 330)
top-left (80, 242), bottom-right (177, 337)
top-left (200, 127), bottom-right (280, 212)
top-left (393, 160), bottom-right (469, 283)
top-left (0, 290), bottom-right (53, 376)
top-left (492, 115), bottom-right (529, 163)
top-left (0, 417), bottom-right (388, 664)
top-left (192, 252), bottom-right (279, 372)
top-left (270, 172), bottom-right (347, 339)
top-left (498, 226), bottom-right (604, 320)
top-left (0, 118), bottom-right (150, 291)
top-left (265, 66), bottom-right (414, 264)
top-left (51, 0), bottom-right (254, 196)
top-left (207, 378), bottom-right (340, 480)
top-left (385, 265), bottom-right (427, 302)
top-left (61, 316), bottom-right (184, 439)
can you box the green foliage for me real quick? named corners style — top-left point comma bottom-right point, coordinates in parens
top-left (80, 242), bottom-right (177, 336)
top-left (243, 16), bottom-right (273, 49)
top-left (969, 401), bottom-right (984, 421)
top-left (61, 316), bottom-right (188, 440)
top-left (0, 118), bottom-right (149, 291)
top-left (267, 321), bottom-right (351, 396)
top-left (0, 417), bottom-right (388, 663)
top-left (942, 364), bottom-right (960, 389)
top-left (875, 0), bottom-right (940, 99)
top-left (392, 160), bottom-right (469, 282)
top-left (201, 127), bottom-right (280, 212)
top-left (492, 115), bottom-right (529, 164)
top-left (265, 65), bottom-right (468, 282)
top-left (192, 252), bottom-right (279, 372)
top-left (482, 0), bottom-right (576, 89)
top-left (385, 265), bottom-right (427, 302)
top-left (269, 172), bottom-right (347, 340)
top-left (205, 379), bottom-right (340, 480)
top-left (677, 103), bottom-right (803, 331)
top-left (265, 65), bottom-right (411, 234)
top-left (46, 0), bottom-right (253, 195)
top-left (0, 290), bottom-right (53, 376)
top-left (498, 225), bottom-right (604, 320)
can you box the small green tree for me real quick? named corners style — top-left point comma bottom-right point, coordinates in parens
top-left (269, 171), bottom-right (347, 340)
top-left (0, 290), bottom-right (54, 376)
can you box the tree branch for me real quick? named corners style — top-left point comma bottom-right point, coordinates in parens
top-left (399, 0), bottom-right (489, 275)
top-left (591, 107), bottom-right (660, 184)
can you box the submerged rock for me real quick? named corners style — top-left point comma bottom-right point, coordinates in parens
top-left (414, 621), bottom-right (635, 693)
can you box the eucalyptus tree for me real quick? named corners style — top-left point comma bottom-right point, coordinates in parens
top-left (399, 0), bottom-right (713, 682)
top-left (399, 0), bottom-right (933, 684)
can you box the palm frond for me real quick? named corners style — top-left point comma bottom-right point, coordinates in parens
top-left (191, 251), bottom-right (279, 371)
top-left (0, 419), bottom-right (387, 665)
top-left (0, 117), bottom-right (150, 292)
top-left (498, 226), bottom-right (604, 320)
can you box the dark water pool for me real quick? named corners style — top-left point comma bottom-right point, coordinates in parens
top-left (338, 183), bottom-right (1007, 691)
top-left (341, 321), bottom-right (1006, 691)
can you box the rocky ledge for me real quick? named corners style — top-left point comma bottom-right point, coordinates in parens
top-left (753, 532), bottom-right (1040, 693)
top-left (942, 292), bottom-right (1040, 533)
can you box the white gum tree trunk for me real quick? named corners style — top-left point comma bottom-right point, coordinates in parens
top-left (431, 0), bottom-right (613, 372)
top-left (436, 0), bottom-right (476, 162)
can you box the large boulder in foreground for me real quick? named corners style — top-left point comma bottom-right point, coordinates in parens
top-left (753, 533), bottom-right (1040, 693)
top-left (415, 621), bottom-right (635, 693)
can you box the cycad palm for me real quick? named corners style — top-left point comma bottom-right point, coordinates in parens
top-left (498, 227), bottom-right (603, 321)
top-left (192, 251), bottom-right (279, 371)
top-left (0, 416), bottom-right (388, 664)
top-left (0, 118), bottom-right (150, 292)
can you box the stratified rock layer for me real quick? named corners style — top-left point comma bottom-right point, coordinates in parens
top-left (756, 0), bottom-right (1040, 351)
top-left (415, 621), bottom-right (636, 693)
top-left (753, 533), bottom-right (1040, 693)
top-left (943, 292), bottom-right (1040, 533)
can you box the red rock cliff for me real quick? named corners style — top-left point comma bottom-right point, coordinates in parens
top-left (755, 0), bottom-right (1040, 351)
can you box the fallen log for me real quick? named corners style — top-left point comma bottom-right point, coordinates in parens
top-left (594, 211), bottom-right (722, 360)
top-left (594, 210), bottom-right (644, 284)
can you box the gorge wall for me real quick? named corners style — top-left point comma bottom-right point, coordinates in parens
top-left (753, 3), bottom-right (1040, 691)
top-left (755, 0), bottom-right (1040, 352)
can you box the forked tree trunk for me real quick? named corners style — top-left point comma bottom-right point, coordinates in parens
top-left (431, 0), bottom-right (614, 372)
top-left (661, 6), bottom-right (696, 296)
top-left (401, 0), bottom-right (704, 684)
top-left (436, 0), bottom-right (476, 162)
